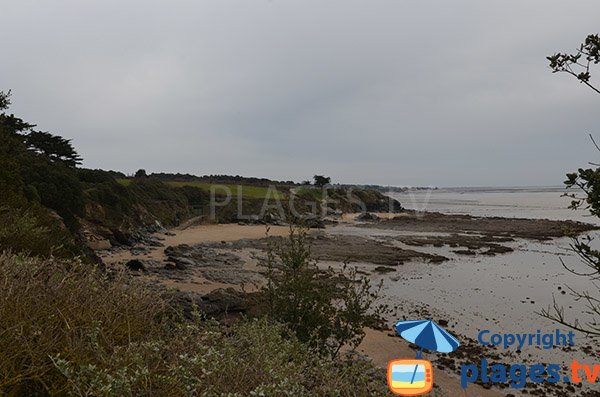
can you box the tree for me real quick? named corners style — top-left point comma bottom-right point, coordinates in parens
top-left (0, 90), bottom-right (84, 227)
top-left (540, 34), bottom-right (600, 335)
top-left (313, 175), bottom-right (331, 187)
top-left (0, 90), bottom-right (10, 111)
top-left (0, 94), bottom-right (82, 168)
top-left (24, 131), bottom-right (82, 167)
top-left (547, 34), bottom-right (600, 94)
top-left (135, 169), bottom-right (148, 178)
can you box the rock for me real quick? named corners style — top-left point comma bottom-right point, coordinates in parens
top-left (373, 266), bottom-right (396, 274)
top-left (302, 217), bottom-right (325, 229)
top-left (125, 259), bottom-right (146, 271)
top-left (170, 288), bottom-right (250, 319)
top-left (235, 215), bottom-right (263, 224)
top-left (111, 229), bottom-right (134, 246)
top-left (154, 220), bottom-right (167, 233)
top-left (164, 262), bottom-right (178, 270)
top-left (146, 238), bottom-right (164, 247)
top-left (165, 257), bottom-right (194, 270)
top-left (357, 212), bottom-right (380, 221)
top-left (325, 208), bottom-right (343, 217)
top-left (86, 236), bottom-right (112, 250)
top-left (164, 244), bottom-right (191, 257)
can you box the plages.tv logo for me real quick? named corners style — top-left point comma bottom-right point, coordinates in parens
top-left (387, 319), bottom-right (460, 396)
top-left (387, 359), bottom-right (434, 396)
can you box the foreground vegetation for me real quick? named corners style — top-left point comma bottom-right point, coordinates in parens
top-left (0, 252), bottom-right (391, 396)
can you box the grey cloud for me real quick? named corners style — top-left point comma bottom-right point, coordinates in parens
top-left (1, 0), bottom-right (599, 186)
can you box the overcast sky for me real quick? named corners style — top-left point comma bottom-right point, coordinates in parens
top-left (1, 1), bottom-right (599, 187)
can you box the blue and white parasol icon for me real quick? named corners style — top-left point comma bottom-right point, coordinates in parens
top-left (394, 319), bottom-right (460, 358)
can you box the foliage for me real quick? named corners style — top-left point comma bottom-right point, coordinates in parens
top-left (126, 179), bottom-right (192, 225)
top-left (0, 90), bottom-right (10, 110)
top-left (0, 253), bottom-right (391, 396)
top-left (313, 175), bottom-right (331, 187)
top-left (134, 169), bottom-right (148, 178)
top-left (547, 33), bottom-right (600, 94)
top-left (0, 90), bottom-right (85, 255)
top-left (24, 130), bottom-right (82, 167)
top-left (0, 90), bottom-right (205, 256)
top-left (564, 161), bottom-right (600, 217)
top-left (540, 35), bottom-right (600, 335)
top-left (82, 177), bottom-right (205, 230)
top-left (0, 91), bottom-right (84, 221)
top-left (263, 227), bottom-right (387, 358)
top-left (0, 89), bottom-right (210, 253)
top-left (176, 184), bottom-right (211, 213)
top-left (0, 253), bottom-right (171, 395)
top-left (20, 155), bottom-right (85, 224)
top-left (0, 205), bottom-right (76, 258)
top-left (77, 168), bottom-right (121, 184)
top-left (295, 187), bottom-right (325, 202)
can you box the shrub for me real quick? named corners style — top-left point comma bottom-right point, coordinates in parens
top-left (0, 253), bottom-right (170, 395)
top-left (263, 227), bottom-right (388, 358)
top-left (0, 205), bottom-right (78, 258)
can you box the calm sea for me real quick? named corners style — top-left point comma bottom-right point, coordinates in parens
top-left (389, 186), bottom-right (599, 225)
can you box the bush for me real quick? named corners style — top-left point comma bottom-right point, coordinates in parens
top-left (77, 168), bottom-right (119, 184)
top-left (0, 253), bottom-right (170, 395)
top-left (54, 319), bottom-right (390, 397)
top-left (0, 204), bottom-right (78, 258)
top-left (176, 185), bottom-right (210, 207)
top-left (263, 227), bottom-right (388, 358)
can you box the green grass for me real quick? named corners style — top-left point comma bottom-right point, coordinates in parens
top-left (295, 187), bottom-right (325, 201)
top-left (117, 179), bottom-right (284, 199)
top-left (169, 181), bottom-right (285, 199)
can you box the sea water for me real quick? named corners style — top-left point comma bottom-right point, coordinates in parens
top-left (389, 186), bottom-right (600, 225)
